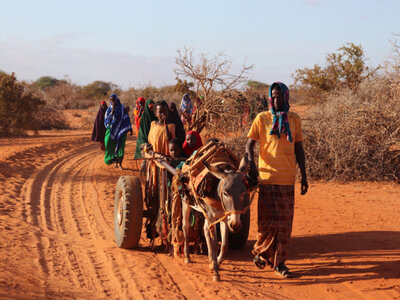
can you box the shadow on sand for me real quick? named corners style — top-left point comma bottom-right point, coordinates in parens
top-left (225, 231), bottom-right (400, 284)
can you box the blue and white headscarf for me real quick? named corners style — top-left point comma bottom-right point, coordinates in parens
top-left (179, 93), bottom-right (193, 115)
top-left (104, 94), bottom-right (132, 145)
top-left (268, 82), bottom-right (293, 143)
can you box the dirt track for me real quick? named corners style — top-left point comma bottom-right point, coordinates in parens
top-left (0, 131), bottom-right (399, 299)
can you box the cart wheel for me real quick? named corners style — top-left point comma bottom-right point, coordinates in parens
top-left (114, 176), bottom-right (143, 248)
top-left (228, 209), bottom-right (250, 249)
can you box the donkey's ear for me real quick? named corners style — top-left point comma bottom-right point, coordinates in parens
top-left (203, 161), bottom-right (225, 179)
top-left (238, 153), bottom-right (249, 174)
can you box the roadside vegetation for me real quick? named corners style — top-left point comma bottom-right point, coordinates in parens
top-left (1, 40), bottom-right (399, 181)
top-left (294, 43), bottom-right (400, 181)
top-left (0, 73), bottom-right (43, 135)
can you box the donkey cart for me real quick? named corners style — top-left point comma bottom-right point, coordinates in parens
top-left (113, 141), bottom-right (255, 280)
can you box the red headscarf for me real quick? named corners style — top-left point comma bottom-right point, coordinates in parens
top-left (134, 97), bottom-right (146, 131)
top-left (136, 97), bottom-right (145, 108)
top-left (182, 130), bottom-right (203, 157)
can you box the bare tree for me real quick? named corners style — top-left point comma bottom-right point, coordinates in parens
top-left (174, 47), bottom-right (253, 134)
top-left (389, 33), bottom-right (400, 76)
top-left (174, 47), bottom-right (253, 101)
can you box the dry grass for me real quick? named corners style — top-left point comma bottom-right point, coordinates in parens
top-left (119, 87), bottom-right (184, 109)
top-left (303, 77), bottom-right (400, 182)
top-left (32, 108), bottom-right (70, 130)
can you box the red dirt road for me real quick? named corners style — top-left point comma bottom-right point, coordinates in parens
top-left (0, 130), bottom-right (399, 299)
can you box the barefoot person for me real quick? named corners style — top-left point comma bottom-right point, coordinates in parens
top-left (246, 82), bottom-right (308, 278)
top-left (104, 94), bottom-right (133, 169)
top-left (91, 100), bottom-right (108, 151)
top-left (168, 138), bottom-right (188, 257)
top-left (145, 100), bottom-right (176, 241)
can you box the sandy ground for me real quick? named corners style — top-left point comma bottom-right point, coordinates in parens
top-left (0, 108), bottom-right (399, 299)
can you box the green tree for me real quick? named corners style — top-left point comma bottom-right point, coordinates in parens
top-left (246, 80), bottom-right (269, 91)
top-left (35, 76), bottom-right (63, 90)
top-left (293, 43), bottom-right (376, 101)
top-left (171, 77), bottom-right (194, 94)
top-left (81, 81), bottom-right (117, 99)
top-left (0, 73), bottom-right (43, 135)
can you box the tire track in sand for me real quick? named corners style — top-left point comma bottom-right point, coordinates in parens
top-left (18, 140), bottom-right (96, 297)
top-left (23, 142), bottom-right (145, 299)
top-left (54, 149), bottom-right (138, 298)
top-left (45, 148), bottom-right (114, 295)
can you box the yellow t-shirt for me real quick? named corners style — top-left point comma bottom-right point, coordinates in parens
top-left (247, 111), bottom-right (303, 185)
top-left (148, 122), bottom-right (176, 155)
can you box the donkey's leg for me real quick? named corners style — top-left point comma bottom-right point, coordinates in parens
top-left (205, 223), bottom-right (220, 281)
top-left (182, 202), bottom-right (191, 263)
top-left (217, 220), bottom-right (229, 266)
top-left (203, 220), bottom-right (213, 269)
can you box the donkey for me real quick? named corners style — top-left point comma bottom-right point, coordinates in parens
top-left (181, 154), bottom-right (251, 281)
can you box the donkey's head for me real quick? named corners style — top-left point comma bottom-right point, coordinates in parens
top-left (203, 154), bottom-right (250, 233)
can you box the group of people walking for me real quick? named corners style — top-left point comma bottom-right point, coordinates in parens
top-left (91, 82), bottom-right (308, 279)
top-left (91, 93), bottom-right (202, 169)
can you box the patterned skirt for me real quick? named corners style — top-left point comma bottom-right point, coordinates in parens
top-left (253, 184), bottom-right (295, 268)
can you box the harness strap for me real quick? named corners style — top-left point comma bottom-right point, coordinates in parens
top-left (217, 173), bottom-right (256, 213)
top-left (187, 149), bottom-right (259, 237)
top-left (188, 151), bottom-right (214, 234)
top-left (206, 188), bottom-right (258, 233)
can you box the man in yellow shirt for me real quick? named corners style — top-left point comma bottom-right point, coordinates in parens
top-left (246, 82), bottom-right (308, 278)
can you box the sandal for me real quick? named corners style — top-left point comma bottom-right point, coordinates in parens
top-left (275, 263), bottom-right (292, 278)
top-left (253, 255), bottom-right (266, 269)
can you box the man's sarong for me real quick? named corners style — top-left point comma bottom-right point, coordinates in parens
top-left (253, 184), bottom-right (294, 268)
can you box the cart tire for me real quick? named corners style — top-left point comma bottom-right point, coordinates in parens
top-left (114, 176), bottom-right (143, 249)
top-left (228, 209), bottom-right (250, 249)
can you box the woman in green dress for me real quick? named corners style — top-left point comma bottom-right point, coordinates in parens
top-left (134, 99), bottom-right (156, 159)
top-left (104, 94), bottom-right (133, 169)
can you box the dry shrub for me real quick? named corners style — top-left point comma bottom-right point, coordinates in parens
top-left (304, 77), bottom-right (400, 182)
top-left (191, 90), bottom-right (253, 136)
top-left (222, 130), bottom-right (248, 159)
top-left (23, 83), bottom-right (71, 130)
top-left (0, 73), bottom-right (43, 135)
top-left (290, 86), bottom-right (329, 105)
top-left (200, 91), bottom-right (260, 160)
top-left (32, 108), bottom-right (70, 130)
top-left (42, 82), bottom-right (94, 109)
top-left (221, 129), bottom-right (261, 163)
top-left (119, 86), bottom-right (185, 109)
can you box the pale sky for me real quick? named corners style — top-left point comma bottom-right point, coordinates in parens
top-left (1, 0), bottom-right (399, 89)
